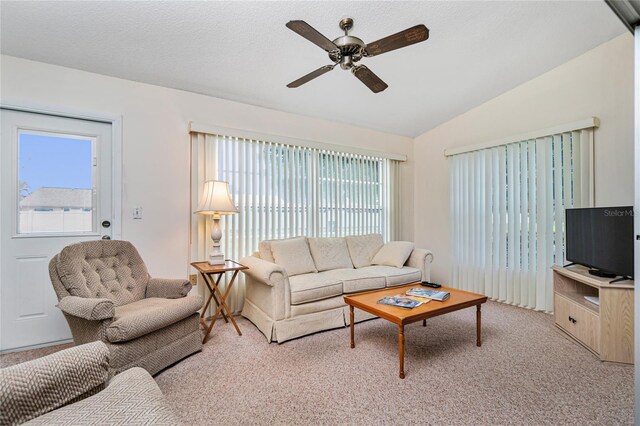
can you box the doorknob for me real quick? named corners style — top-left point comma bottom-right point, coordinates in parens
top-left (102, 220), bottom-right (111, 228)
top-left (101, 235), bottom-right (111, 240)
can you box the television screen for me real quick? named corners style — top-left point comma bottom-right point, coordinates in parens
top-left (565, 207), bottom-right (634, 278)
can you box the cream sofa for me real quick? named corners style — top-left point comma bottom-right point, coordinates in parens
top-left (241, 234), bottom-right (433, 343)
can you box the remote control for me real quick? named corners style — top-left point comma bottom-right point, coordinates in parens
top-left (421, 281), bottom-right (441, 288)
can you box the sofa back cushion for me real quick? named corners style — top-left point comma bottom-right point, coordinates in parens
top-left (371, 241), bottom-right (415, 268)
top-left (345, 234), bottom-right (384, 268)
top-left (258, 240), bottom-right (276, 263)
top-left (55, 240), bottom-right (149, 306)
top-left (270, 237), bottom-right (318, 276)
top-left (258, 236), bottom-right (301, 263)
top-left (308, 237), bottom-right (354, 272)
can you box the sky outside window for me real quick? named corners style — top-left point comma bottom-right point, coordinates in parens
top-left (19, 133), bottom-right (93, 196)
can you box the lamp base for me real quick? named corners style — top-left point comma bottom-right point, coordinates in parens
top-left (208, 253), bottom-right (225, 266)
top-left (208, 216), bottom-right (226, 265)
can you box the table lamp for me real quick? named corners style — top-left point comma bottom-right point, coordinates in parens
top-left (195, 180), bottom-right (239, 265)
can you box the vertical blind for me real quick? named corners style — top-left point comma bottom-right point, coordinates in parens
top-left (449, 129), bottom-right (594, 312)
top-left (191, 132), bottom-right (400, 313)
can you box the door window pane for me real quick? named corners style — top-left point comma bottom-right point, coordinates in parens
top-left (18, 131), bottom-right (95, 234)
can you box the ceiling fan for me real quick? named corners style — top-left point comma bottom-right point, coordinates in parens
top-left (286, 17), bottom-right (429, 93)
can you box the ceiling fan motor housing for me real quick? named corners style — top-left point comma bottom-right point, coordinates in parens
top-left (330, 35), bottom-right (365, 69)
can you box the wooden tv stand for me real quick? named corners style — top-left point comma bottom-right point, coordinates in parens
top-left (552, 265), bottom-right (634, 364)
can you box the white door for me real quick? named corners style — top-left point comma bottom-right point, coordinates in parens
top-left (0, 108), bottom-right (114, 351)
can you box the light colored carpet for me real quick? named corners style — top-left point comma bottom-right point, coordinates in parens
top-left (1, 301), bottom-right (633, 425)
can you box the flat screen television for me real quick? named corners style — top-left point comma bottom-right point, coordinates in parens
top-left (565, 206), bottom-right (634, 279)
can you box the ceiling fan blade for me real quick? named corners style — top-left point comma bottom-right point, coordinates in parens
top-left (352, 65), bottom-right (388, 93)
top-left (287, 65), bottom-right (336, 88)
top-left (364, 24), bottom-right (429, 57)
top-left (286, 20), bottom-right (338, 52)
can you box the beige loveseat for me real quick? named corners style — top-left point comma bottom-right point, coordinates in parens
top-left (241, 234), bottom-right (433, 343)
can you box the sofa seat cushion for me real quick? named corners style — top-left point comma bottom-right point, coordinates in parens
top-left (106, 296), bottom-right (202, 343)
top-left (321, 268), bottom-right (386, 293)
top-left (289, 273), bottom-right (343, 305)
top-left (359, 265), bottom-right (422, 287)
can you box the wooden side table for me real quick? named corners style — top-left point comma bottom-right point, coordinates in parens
top-left (190, 260), bottom-right (248, 344)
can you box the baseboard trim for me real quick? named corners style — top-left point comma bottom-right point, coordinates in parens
top-left (0, 338), bottom-right (73, 354)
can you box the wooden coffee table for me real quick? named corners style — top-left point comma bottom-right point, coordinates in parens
top-left (344, 283), bottom-right (487, 379)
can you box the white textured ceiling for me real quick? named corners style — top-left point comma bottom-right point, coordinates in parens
top-left (0, 1), bottom-right (626, 137)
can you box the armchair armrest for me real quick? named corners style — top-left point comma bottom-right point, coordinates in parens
top-left (406, 248), bottom-right (434, 281)
top-left (0, 341), bottom-right (110, 425)
top-left (146, 277), bottom-right (192, 299)
top-left (57, 296), bottom-right (114, 320)
top-left (239, 256), bottom-right (288, 286)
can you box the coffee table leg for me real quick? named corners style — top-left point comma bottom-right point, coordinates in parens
top-left (399, 324), bottom-right (405, 379)
top-left (476, 304), bottom-right (482, 347)
top-left (350, 306), bottom-right (355, 349)
top-left (422, 319), bottom-right (426, 327)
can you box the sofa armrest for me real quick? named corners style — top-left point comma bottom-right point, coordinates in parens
top-left (239, 256), bottom-right (288, 286)
top-left (146, 277), bottom-right (192, 299)
top-left (0, 341), bottom-right (110, 425)
top-left (406, 248), bottom-right (434, 281)
top-left (57, 296), bottom-right (115, 320)
top-left (240, 256), bottom-right (290, 321)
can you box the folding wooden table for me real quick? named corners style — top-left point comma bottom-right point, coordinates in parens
top-left (190, 260), bottom-right (248, 344)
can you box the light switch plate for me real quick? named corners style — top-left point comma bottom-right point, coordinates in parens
top-left (133, 207), bottom-right (143, 219)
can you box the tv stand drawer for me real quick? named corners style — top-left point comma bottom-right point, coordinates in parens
top-left (555, 294), bottom-right (600, 354)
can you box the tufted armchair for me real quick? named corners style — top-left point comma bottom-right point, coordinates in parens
top-left (48, 240), bottom-right (202, 375)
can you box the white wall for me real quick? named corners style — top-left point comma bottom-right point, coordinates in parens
top-left (413, 33), bottom-right (635, 285)
top-left (0, 55), bottom-right (414, 278)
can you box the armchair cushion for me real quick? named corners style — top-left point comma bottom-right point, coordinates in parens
top-left (57, 296), bottom-right (115, 320)
top-left (345, 234), bottom-right (384, 268)
top-left (0, 342), bottom-right (110, 425)
top-left (55, 240), bottom-right (150, 306)
top-left (146, 278), bottom-right (192, 299)
top-left (106, 296), bottom-right (202, 343)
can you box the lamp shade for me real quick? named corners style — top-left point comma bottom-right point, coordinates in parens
top-left (195, 180), bottom-right (239, 215)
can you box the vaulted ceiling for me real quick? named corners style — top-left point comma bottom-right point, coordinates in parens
top-left (0, 1), bottom-right (626, 137)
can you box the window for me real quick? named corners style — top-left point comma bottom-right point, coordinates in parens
top-left (212, 135), bottom-right (397, 247)
top-left (449, 127), bottom-right (594, 312)
top-left (191, 132), bottom-right (401, 313)
top-left (17, 131), bottom-right (96, 234)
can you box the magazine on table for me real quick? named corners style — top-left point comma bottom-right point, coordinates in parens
top-left (377, 296), bottom-right (422, 309)
top-left (402, 294), bottom-right (432, 305)
top-left (406, 287), bottom-right (450, 302)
